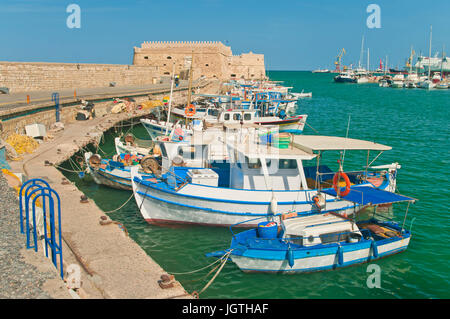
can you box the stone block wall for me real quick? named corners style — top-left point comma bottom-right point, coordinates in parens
top-left (0, 62), bottom-right (160, 93)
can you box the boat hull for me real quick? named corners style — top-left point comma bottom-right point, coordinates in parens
top-left (132, 174), bottom-right (371, 227)
top-left (85, 153), bottom-right (133, 191)
top-left (230, 233), bottom-right (410, 273)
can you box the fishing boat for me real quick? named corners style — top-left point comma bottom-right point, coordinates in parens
top-left (114, 134), bottom-right (155, 156)
top-left (131, 133), bottom-right (402, 227)
top-left (206, 191), bottom-right (416, 273)
top-left (85, 127), bottom-right (232, 190)
top-left (84, 152), bottom-right (148, 190)
top-left (435, 81), bottom-right (449, 89)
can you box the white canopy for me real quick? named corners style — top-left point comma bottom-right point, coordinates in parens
top-left (292, 135), bottom-right (392, 154)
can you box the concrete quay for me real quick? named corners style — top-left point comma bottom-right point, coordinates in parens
top-left (1, 80), bottom-right (221, 299)
top-left (6, 109), bottom-right (190, 298)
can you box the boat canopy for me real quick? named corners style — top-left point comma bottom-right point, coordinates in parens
top-left (227, 138), bottom-right (317, 160)
top-left (292, 135), bottom-right (392, 154)
top-left (322, 186), bottom-right (416, 205)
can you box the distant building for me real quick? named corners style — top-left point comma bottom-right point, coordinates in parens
top-left (133, 41), bottom-right (266, 80)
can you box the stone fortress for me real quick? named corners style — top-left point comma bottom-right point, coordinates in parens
top-left (0, 41), bottom-right (265, 93)
top-left (133, 41), bottom-right (266, 81)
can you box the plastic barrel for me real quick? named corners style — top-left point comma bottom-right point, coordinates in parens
top-left (257, 221), bottom-right (278, 238)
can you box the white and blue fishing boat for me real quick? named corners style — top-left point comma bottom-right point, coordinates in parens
top-left (85, 131), bottom-right (221, 191)
top-left (131, 134), bottom-right (402, 227)
top-left (114, 134), bottom-right (154, 156)
top-left (206, 191), bottom-right (416, 273)
top-left (84, 152), bottom-right (148, 191)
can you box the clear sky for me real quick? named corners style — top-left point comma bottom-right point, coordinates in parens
top-left (0, 0), bottom-right (448, 70)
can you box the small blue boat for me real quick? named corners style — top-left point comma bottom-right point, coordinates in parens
top-left (206, 190), bottom-right (416, 273)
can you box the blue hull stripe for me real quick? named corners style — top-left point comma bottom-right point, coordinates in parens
top-left (134, 178), bottom-right (355, 206)
top-left (136, 189), bottom-right (357, 217)
top-left (235, 246), bottom-right (408, 273)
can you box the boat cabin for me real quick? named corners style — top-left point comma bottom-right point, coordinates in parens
top-left (282, 213), bottom-right (361, 247)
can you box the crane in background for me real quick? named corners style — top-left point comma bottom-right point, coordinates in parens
top-left (334, 48), bottom-right (346, 72)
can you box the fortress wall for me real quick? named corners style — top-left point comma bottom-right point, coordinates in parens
top-left (228, 52), bottom-right (266, 79)
top-left (0, 62), bottom-right (159, 93)
top-left (133, 41), bottom-right (265, 80)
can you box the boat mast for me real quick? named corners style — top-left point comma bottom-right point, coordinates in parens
top-left (165, 62), bottom-right (176, 135)
top-left (359, 35), bottom-right (365, 69)
top-left (409, 46), bottom-right (413, 74)
top-left (384, 55), bottom-right (388, 75)
top-left (367, 48), bottom-right (370, 73)
top-left (185, 50), bottom-right (194, 127)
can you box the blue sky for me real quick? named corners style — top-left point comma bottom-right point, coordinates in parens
top-left (0, 0), bottom-right (448, 70)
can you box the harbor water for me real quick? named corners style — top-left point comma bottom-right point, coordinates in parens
top-left (60, 71), bottom-right (450, 298)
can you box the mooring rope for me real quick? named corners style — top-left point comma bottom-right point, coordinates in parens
top-left (304, 121), bottom-right (319, 134)
top-left (53, 164), bottom-right (85, 174)
top-left (103, 192), bottom-right (134, 214)
top-left (168, 253), bottom-right (227, 275)
top-left (195, 250), bottom-right (231, 296)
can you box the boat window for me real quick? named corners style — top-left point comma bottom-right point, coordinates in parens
top-left (208, 109), bottom-right (219, 117)
top-left (279, 159), bottom-right (297, 169)
top-left (288, 235), bottom-right (303, 246)
top-left (320, 232), bottom-right (348, 244)
top-left (247, 158), bottom-right (271, 169)
top-left (159, 144), bottom-right (168, 158)
top-left (244, 113), bottom-right (252, 121)
top-left (233, 113), bottom-right (241, 121)
top-left (178, 146), bottom-right (196, 160)
top-left (224, 113), bottom-right (230, 121)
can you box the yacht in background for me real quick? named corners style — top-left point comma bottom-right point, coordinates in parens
top-left (390, 74), bottom-right (405, 88)
top-left (334, 70), bottom-right (356, 83)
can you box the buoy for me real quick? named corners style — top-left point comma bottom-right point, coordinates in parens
top-left (337, 245), bottom-right (344, 265)
top-left (371, 240), bottom-right (379, 258)
top-left (287, 246), bottom-right (294, 268)
top-left (270, 193), bottom-right (278, 215)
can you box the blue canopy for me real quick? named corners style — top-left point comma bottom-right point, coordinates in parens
top-left (322, 186), bottom-right (416, 205)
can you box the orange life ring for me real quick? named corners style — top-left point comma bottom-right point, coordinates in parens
top-left (185, 104), bottom-right (196, 117)
top-left (333, 171), bottom-right (351, 197)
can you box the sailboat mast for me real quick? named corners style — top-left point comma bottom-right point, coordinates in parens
top-left (367, 48), bottom-right (370, 72)
top-left (359, 35), bottom-right (365, 69)
top-left (428, 25), bottom-right (432, 78)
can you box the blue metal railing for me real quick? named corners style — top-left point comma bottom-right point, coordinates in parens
top-left (19, 179), bottom-right (63, 279)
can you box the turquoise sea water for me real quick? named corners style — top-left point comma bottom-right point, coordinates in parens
top-left (61, 71), bottom-right (450, 299)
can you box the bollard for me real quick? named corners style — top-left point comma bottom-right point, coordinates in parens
top-left (74, 90), bottom-right (77, 99)
top-left (26, 95), bottom-right (30, 104)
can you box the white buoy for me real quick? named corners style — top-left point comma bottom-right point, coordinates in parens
top-left (270, 193), bottom-right (278, 215)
